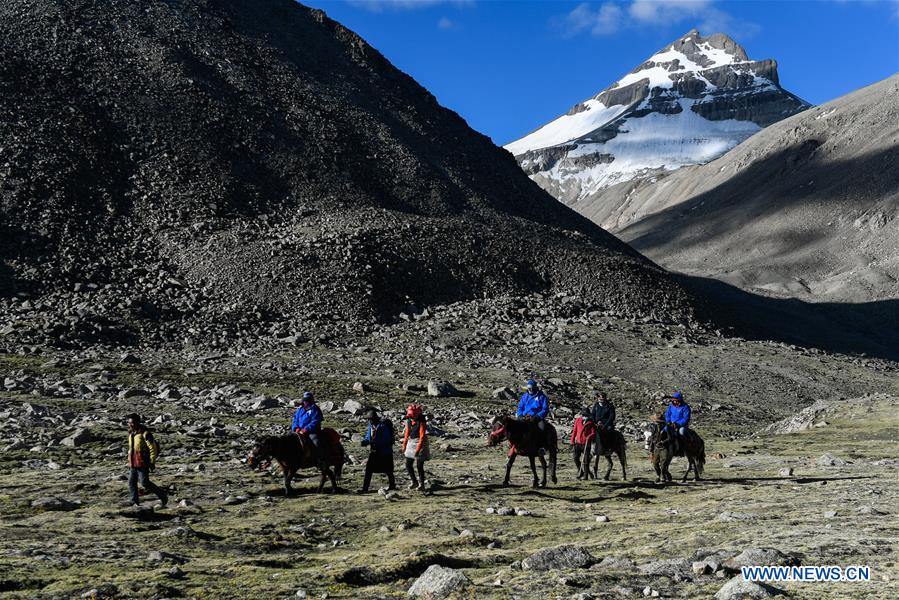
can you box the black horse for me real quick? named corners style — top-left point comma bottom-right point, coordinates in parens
top-left (588, 429), bottom-right (628, 481)
top-left (248, 430), bottom-right (345, 494)
top-left (488, 416), bottom-right (558, 488)
top-left (644, 421), bottom-right (705, 483)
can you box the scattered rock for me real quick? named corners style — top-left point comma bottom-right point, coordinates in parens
top-left (816, 453), bottom-right (846, 467)
top-left (638, 558), bottom-right (691, 577)
top-left (715, 576), bottom-right (784, 599)
top-left (427, 381), bottom-right (458, 397)
top-left (521, 545), bottom-right (595, 571)
top-left (250, 396), bottom-right (279, 410)
top-left (61, 428), bottom-right (95, 447)
top-left (353, 381), bottom-right (369, 393)
top-left (724, 549), bottom-right (799, 571)
top-left (31, 497), bottom-right (79, 511)
top-left (407, 564), bottom-right (471, 599)
top-left (343, 400), bottom-right (365, 415)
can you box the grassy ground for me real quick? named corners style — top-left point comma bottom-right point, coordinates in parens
top-left (1, 358), bottom-right (896, 599)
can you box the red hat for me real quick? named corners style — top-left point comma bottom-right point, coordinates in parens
top-left (405, 404), bottom-right (423, 419)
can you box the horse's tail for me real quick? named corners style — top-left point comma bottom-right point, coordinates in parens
top-left (695, 439), bottom-right (705, 477)
top-left (617, 432), bottom-right (627, 473)
top-left (334, 443), bottom-right (345, 484)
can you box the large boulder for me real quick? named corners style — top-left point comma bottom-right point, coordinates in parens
top-left (724, 549), bottom-right (799, 571)
top-left (715, 576), bottom-right (784, 599)
top-left (342, 400), bottom-right (365, 415)
top-left (427, 381), bottom-right (458, 398)
top-left (407, 565), bottom-right (470, 599)
top-left (521, 545), bottom-right (595, 571)
top-left (61, 428), bottom-right (95, 447)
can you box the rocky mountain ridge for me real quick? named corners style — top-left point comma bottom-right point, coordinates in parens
top-left (505, 29), bottom-right (809, 205)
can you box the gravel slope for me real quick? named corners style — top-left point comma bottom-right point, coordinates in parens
top-left (0, 0), bottom-right (699, 350)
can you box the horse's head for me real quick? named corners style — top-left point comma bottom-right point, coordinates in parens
top-left (644, 421), bottom-right (666, 451)
top-left (247, 437), bottom-right (273, 470)
top-left (642, 427), bottom-right (654, 451)
top-left (487, 417), bottom-right (508, 447)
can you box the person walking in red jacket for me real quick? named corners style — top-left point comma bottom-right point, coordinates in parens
top-left (570, 408), bottom-right (596, 479)
top-left (402, 403), bottom-right (430, 490)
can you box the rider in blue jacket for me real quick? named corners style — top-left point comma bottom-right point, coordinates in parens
top-left (517, 379), bottom-right (549, 419)
top-left (516, 379), bottom-right (550, 450)
top-left (664, 391), bottom-right (691, 442)
top-left (292, 391), bottom-right (324, 465)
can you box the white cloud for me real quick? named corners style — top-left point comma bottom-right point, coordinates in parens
top-left (629, 0), bottom-right (713, 24)
top-left (556, 0), bottom-right (759, 38)
top-left (348, 0), bottom-right (472, 12)
top-left (437, 16), bottom-right (454, 28)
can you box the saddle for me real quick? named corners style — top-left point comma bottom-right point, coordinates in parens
top-left (295, 428), bottom-right (341, 461)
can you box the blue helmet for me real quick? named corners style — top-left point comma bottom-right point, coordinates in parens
top-left (671, 391), bottom-right (683, 401)
top-left (302, 391), bottom-right (315, 403)
top-left (526, 379), bottom-right (537, 389)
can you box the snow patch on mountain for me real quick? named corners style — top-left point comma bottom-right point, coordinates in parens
top-left (506, 30), bottom-right (809, 203)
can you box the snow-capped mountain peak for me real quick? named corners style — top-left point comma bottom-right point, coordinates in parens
top-left (505, 30), bottom-right (809, 203)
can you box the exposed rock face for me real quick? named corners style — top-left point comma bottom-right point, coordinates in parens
top-left (0, 0), bottom-right (700, 350)
top-left (505, 29), bottom-right (808, 204)
top-left (604, 75), bottom-right (899, 305)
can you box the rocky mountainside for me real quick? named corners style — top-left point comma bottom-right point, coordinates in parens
top-left (0, 0), bottom-right (700, 349)
top-left (505, 30), bottom-right (809, 205)
top-left (611, 75), bottom-right (899, 303)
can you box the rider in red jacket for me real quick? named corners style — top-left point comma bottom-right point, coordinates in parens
top-left (570, 409), bottom-right (596, 479)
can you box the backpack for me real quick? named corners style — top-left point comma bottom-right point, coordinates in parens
top-left (145, 430), bottom-right (161, 461)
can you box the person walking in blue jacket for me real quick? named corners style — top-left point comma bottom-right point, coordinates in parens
top-left (360, 407), bottom-right (396, 493)
top-left (516, 379), bottom-right (550, 451)
top-left (291, 391), bottom-right (324, 466)
top-left (664, 391), bottom-right (691, 450)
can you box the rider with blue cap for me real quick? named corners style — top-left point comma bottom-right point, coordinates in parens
top-left (292, 391), bottom-right (324, 466)
top-left (664, 391), bottom-right (691, 449)
top-left (516, 379), bottom-right (550, 449)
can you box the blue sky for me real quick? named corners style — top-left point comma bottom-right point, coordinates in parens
top-left (302, 0), bottom-right (899, 145)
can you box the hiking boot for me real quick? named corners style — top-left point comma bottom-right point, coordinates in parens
top-left (407, 481), bottom-right (419, 490)
top-left (158, 490), bottom-right (169, 507)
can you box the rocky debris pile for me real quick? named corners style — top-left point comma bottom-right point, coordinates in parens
top-left (0, 0), bottom-right (701, 351)
top-left (758, 399), bottom-right (832, 435)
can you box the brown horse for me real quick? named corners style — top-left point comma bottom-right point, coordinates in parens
top-left (589, 429), bottom-right (628, 480)
top-left (644, 422), bottom-right (705, 483)
top-left (488, 417), bottom-right (558, 488)
top-left (248, 429), bottom-right (345, 494)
